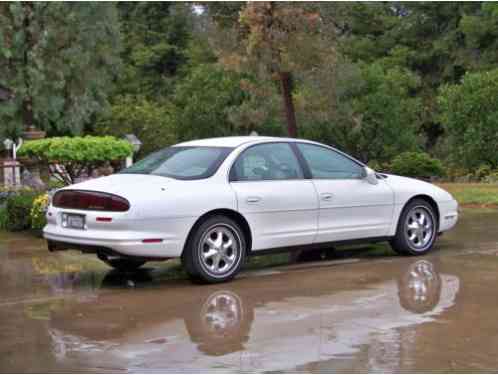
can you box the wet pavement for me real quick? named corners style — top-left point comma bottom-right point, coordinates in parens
top-left (1, 208), bottom-right (498, 373)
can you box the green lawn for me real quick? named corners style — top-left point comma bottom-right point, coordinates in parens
top-left (438, 183), bottom-right (498, 207)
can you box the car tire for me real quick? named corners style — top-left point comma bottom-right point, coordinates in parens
top-left (102, 258), bottom-right (146, 272)
top-left (182, 215), bottom-right (247, 284)
top-left (390, 199), bottom-right (438, 256)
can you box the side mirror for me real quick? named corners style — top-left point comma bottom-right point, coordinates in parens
top-left (363, 166), bottom-right (378, 185)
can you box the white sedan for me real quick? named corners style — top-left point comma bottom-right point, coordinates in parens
top-left (44, 136), bottom-right (459, 283)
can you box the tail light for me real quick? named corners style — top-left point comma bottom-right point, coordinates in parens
top-left (52, 190), bottom-right (130, 212)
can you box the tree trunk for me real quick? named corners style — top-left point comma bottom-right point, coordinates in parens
top-left (279, 71), bottom-right (298, 138)
top-left (22, 97), bottom-right (34, 129)
top-left (22, 3), bottom-right (34, 131)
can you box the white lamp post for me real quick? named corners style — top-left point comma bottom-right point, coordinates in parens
top-left (3, 138), bottom-right (13, 159)
top-left (124, 134), bottom-right (142, 167)
top-left (2, 138), bottom-right (22, 187)
top-left (3, 138), bottom-right (23, 160)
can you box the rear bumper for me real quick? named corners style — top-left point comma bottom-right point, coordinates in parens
top-left (43, 224), bottom-right (186, 259)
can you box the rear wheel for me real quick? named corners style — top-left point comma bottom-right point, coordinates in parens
top-left (102, 258), bottom-right (146, 272)
top-left (182, 216), bottom-right (246, 284)
top-left (390, 199), bottom-right (438, 256)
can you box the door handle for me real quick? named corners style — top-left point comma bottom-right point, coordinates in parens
top-left (320, 193), bottom-right (333, 201)
top-left (246, 196), bottom-right (262, 204)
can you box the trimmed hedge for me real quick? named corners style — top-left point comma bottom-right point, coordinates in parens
top-left (18, 136), bottom-right (133, 185)
top-left (391, 152), bottom-right (445, 179)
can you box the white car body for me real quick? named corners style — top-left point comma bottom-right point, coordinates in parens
top-left (44, 136), bottom-right (458, 260)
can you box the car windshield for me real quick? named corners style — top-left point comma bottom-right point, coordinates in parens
top-left (120, 146), bottom-right (233, 180)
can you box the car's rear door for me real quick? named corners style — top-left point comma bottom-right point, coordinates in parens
top-left (295, 143), bottom-right (394, 243)
top-left (229, 142), bottom-right (319, 251)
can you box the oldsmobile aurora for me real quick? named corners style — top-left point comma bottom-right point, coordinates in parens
top-left (44, 137), bottom-right (458, 283)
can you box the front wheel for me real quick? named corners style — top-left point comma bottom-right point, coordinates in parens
top-left (182, 216), bottom-right (247, 284)
top-left (390, 199), bottom-right (438, 256)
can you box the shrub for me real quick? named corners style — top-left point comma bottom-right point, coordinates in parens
top-left (368, 160), bottom-right (391, 173)
top-left (30, 194), bottom-right (49, 231)
top-left (18, 136), bottom-right (133, 185)
top-left (444, 165), bottom-right (471, 182)
top-left (391, 152), bottom-right (445, 179)
top-left (5, 190), bottom-right (38, 231)
top-left (0, 207), bottom-right (7, 230)
top-left (474, 164), bottom-right (493, 181)
top-left (438, 69), bottom-right (498, 169)
top-left (484, 170), bottom-right (498, 184)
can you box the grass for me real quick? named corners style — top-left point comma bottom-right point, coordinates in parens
top-left (437, 183), bottom-right (498, 207)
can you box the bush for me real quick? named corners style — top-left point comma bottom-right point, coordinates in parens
top-left (30, 194), bottom-right (49, 231)
top-left (18, 136), bottom-right (133, 185)
top-left (0, 207), bottom-right (7, 230)
top-left (472, 164), bottom-right (493, 181)
top-left (5, 190), bottom-right (38, 231)
top-left (391, 152), bottom-right (445, 179)
top-left (484, 170), bottom-right (498, 184)
top-left (368, 160), bottom-right (391, 173)
top-left (438, 69), bottom-right (498, 169)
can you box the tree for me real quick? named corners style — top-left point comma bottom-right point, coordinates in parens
top-left (208, 2), bottom-right (337, 137)
top-left (460, 2), bottom-right (498, 71)
top-left (171, 63), bottom-right (246, 141)
top-left (0, 3), bottom-right (121, 138)
top-left (340, 2), bottom-right (483, 150)
top-left (350, 63), bottom-right (422, 163)
top-left (116, 2), bottom-right (192, 99)
top-left (438, 69), bottom-right (498, 169)
top-left (95, 96), bottom-right (176, 157)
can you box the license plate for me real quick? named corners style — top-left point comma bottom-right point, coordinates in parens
top-left (62, 213), bottom-right (85, 230)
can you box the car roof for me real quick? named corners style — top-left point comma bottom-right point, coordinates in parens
top-left (174, 136), bottom-right (314, 148)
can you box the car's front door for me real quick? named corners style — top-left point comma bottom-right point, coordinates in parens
top-left (229, 142), bottom-right (319, 251)
top-left (295, 143), bottom-right (394, 243)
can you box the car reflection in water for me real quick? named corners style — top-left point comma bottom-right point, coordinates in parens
top-left (47, 259), bottom-right (459, 372)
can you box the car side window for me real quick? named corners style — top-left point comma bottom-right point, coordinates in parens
top-left (297, 143), bottom-right (364, 180)
top-left (231, 143), bottom-right (304, 181)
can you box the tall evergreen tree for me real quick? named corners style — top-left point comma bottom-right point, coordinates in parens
top-left (340, 2), bottom-right (483, 149)
top-left (0, 2), bottom-right (121, 138)
top-left (116, 2), bottom-right (192, 99)
top-left (206, 2), bottom-right (337, 137)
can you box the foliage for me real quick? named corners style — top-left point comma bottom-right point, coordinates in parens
top-left (116, 2), bottom-right (192, 99)
top-left (0, 206), bottom-right (7, 230)
top-left (474, 164), bottom-right (493, 181)
top-left (171, 64), bottom-right (247, 140)
top-left (95, 96), bottom-right (176, 157)
top-left (18, 136), bottom-right (133, 185)
top-left (483, 171), bottom-right (498, 184)
top-left (30, 193), bottom-right (49, 231)
top-left (0, 3), bottom-right (121, 137)
top-left (47, 179), bottom-right (65, 191)
top-left (209, 2), bottom-right (337, 137)
top-left (3, 3), bottom-right (498, 172)
top-left (341, 2), bottom-right (482, 149)
top-left (367, 160), bottom-right (391, 173)
top-left (391, 152), bottom-right (445, 178)
top-left (5, 190), bottom-right (37, 231)
top-left (350, 64), bottom-right (422, 163)
top-left (438, 69), bottom-right (498, 169)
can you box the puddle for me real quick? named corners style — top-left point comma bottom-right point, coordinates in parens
top-left (1, 208), bottom-right (498, 372)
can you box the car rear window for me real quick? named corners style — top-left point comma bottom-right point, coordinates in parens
top-left (120, 146), bottom-right (233, 180)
